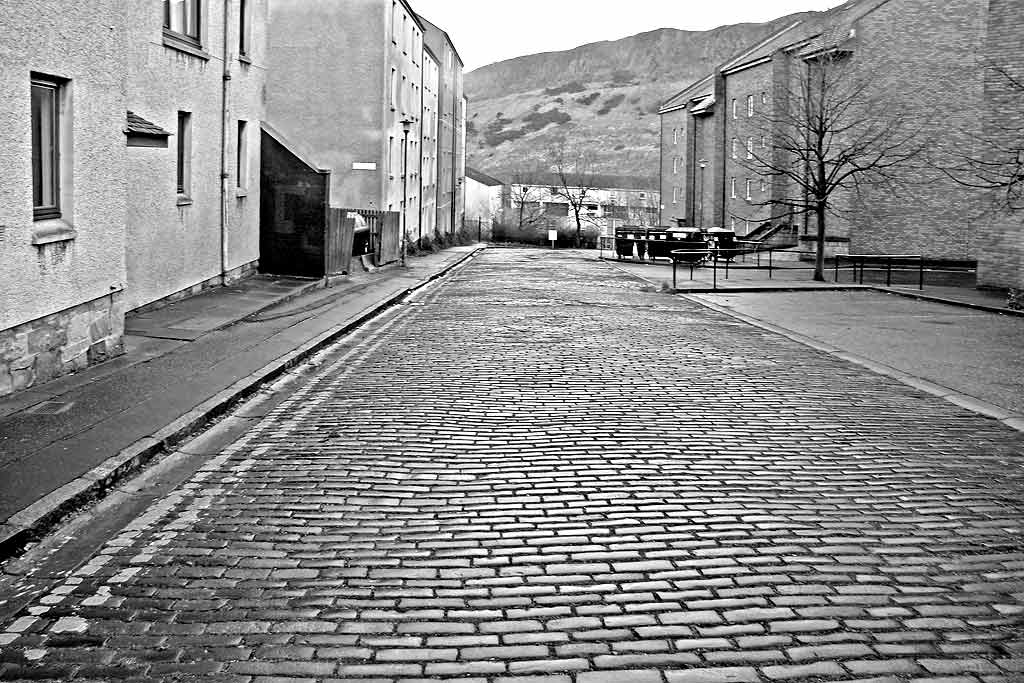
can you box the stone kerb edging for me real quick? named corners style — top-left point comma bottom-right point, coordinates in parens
top-left (0, 246), bottom-right (486, 560)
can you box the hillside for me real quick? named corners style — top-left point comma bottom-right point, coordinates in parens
top-left (464, 11), bottom-right (823, 181)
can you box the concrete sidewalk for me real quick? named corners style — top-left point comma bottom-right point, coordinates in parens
top-left (0, 245), bottom-right (483, 557)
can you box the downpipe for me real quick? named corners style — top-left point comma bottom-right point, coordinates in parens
top-left (219, 0), bottom-right (232, 284)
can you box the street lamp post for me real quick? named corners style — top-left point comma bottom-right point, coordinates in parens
top-left (400, 118), bottom-right (413, 266)
top-left (697, 158), bottom-right (707, 228)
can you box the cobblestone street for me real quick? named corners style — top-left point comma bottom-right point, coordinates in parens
top-left (2, 247), bottom-right (1023, 682)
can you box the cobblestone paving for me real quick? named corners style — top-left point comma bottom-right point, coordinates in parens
top-left (2, 248), bottom-right (1024, 682)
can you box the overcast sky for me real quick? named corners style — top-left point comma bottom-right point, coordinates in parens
top-left (414, 0), bottom-right (849, 71)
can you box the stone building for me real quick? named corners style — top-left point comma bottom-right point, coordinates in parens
top-left (0, 0), bottom-right (128, 396)
top-left (658, 0), bottom-right (1008, 280)
top-left (421, 16), bottom-right (467, 237)
top-left (266, 0), bottom-right (424, 239)
top-left (419, 46), bottom-right (440, 244)
top-left (124, 0), bottom-right (267, 311)
top-left (0, 0), bottom-right (267, 397)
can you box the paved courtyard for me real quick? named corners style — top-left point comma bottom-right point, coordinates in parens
top-left (1, 248), bottom-right (1023, 682)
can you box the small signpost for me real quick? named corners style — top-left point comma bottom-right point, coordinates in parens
top-left (548, 229), bottom-right (557, 250)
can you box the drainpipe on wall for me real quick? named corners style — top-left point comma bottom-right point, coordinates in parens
top-left (219, 0), bottom-right (232, 283)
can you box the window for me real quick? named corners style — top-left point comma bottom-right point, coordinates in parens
top-left (164, 0), bottom-right (200, 41)
top-left (31, 76), bottom-right (62, 220)
top-left (239, 0), bottom-right (249, 57)
top-left (730, 178), bottom-right (736, 199)
top-left (747, 94), bottom-right (754, 117)
top-left (387, 136), bottom-right (394, 177)
top-left (672, 187), bottom-right (679, 203)
top-left (673, 127), bottom-right (679, 145)
top-left (731, 138), bottom-right (737, 159)
top-left (760, 178), bottom-right (767, 193)
top-left (401, 74), bottom-right (407, 113)
top-left (391, 1), bottom-right (398, 43)
top-left (672, 156), bottom-right (679, 174)
top-left (402, 14), bottom-right (408, 53)
top-left (731, 216), bottom-right (737, 231)
top-left (761, 91), bottom-right (768, 104)
top-left (390, 68), bottom-right (397, 110)
top-left (236, 120), bottom-right (248, 189)
top-left (746, 137), bottom-right (754, 159)
top-left (731, 98), bottom-right (737, 119)
top-left (176, 111), bottom-right (192, 198)
top-left (745, 178), bottom-right (752, 200)
top-left (761, 135), bottom-right (767, 149)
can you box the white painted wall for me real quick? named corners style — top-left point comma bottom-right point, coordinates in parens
top-left (0, 0), bottom-right (128, 331)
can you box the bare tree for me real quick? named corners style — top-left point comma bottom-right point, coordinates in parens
top-left (547, 140), bottom-right (601, 247)
top-left (506, 173), bottom-right (546, 231)
top-left (933, 62), bottom-right (1024, 212)
top-left (742, 51), bottom-right (925, 281)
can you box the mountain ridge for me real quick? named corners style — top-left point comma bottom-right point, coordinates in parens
top-left (464, 9), bottom-right (826, 181)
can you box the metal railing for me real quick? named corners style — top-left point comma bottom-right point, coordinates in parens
top-left (669, 247), bottom-right (776, 290)
top-left (834, 254), bottom-right (924, 290)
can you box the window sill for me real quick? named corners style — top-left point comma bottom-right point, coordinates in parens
top-left (32, 218), bottom-right (77, 246)
top-left (236, 188), bottom-right (248, 198)
top-left (177, 195), bottom-right (193, 206)
top-left (162, 30), bottom-right (211, 60)
top-left (239, 54), bottom-right (252, 65)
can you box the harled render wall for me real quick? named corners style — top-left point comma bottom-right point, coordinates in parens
top-left (0, 1), bottom-right (127, 396)
top-left (123, 0), bottom-right (265, 312)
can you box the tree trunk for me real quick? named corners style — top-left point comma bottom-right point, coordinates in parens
top-left (813, 200), bottom-right (827, 282)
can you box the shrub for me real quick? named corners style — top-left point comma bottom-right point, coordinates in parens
top-left (597, 94), bottom-right (626, 116)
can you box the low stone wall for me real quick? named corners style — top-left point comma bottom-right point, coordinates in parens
top-left (0, 292), bottom-right (125, 397)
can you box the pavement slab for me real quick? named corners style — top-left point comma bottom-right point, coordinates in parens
top-left (0, 248), bottom-right (1022, 682)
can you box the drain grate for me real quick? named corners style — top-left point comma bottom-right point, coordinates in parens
top-left (26, 401), bottom-right (74, 415)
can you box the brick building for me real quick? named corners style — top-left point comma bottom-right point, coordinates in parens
top-left (976, 0), bottom-right (1024, 290)
top-left (658, 0), bottom-right (1016, 285)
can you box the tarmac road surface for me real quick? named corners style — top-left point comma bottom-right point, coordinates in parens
top-left (1, 248), bottom-right (1022, 682)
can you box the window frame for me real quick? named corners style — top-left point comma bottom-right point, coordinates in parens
top-left (238, 0), bottom-right (250, 58)
top-left (390, 68), bottom-right (397, 110)
top-left (164, 0), bottom-right (202, 45)
top-left (730, 178), bottom-right (737, 199)
top-left (176, 111), bottom-right (192, 200)
top-left (236, 119), bottom-right (248, 190)
top-left (731, 98), bottom-right (737, 119)
top-left (747, 94), bottom-right (754, 117)
top-left (745, 178), bottom-right (752, 200)
top-left (31, 76), bottom-right (62, 221)
top-left (746, 137), bottom-right (754, 159)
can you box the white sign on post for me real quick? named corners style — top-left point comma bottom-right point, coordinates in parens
top-left (548, 229), bottom-right (557, 249)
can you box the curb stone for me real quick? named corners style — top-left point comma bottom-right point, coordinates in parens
top-left (0, 247), bottom-right (485, 560)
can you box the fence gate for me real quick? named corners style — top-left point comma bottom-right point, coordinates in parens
top-left (378, 212), bottom-right (401, 266)
top-left (326, 209), bottom-right (355, 276)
